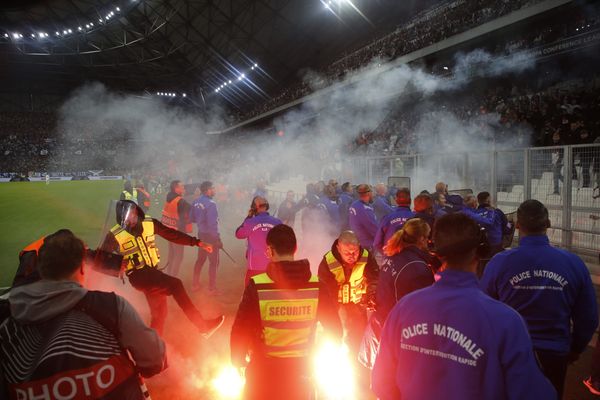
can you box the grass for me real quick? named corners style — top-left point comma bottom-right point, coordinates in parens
top-left (0, 180), bottom-right (123, 287)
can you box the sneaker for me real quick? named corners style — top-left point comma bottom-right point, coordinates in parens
top-left (199, 315), bottom-right (225, 339)
top-left (584, 377), bottom-right (600, 395)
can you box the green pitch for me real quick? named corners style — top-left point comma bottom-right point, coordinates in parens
top-left (0, 180), bottom-right (123, 287)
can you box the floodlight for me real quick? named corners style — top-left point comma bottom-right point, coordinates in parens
top-left (78, 27), bottom-right (82, 31)
top-left (68, 29), bottom-right (72, 33)
top-left (90, 23), bottom-right (94, 26)
top-left (38, 33), bottom-right (45, 38)
top-left (241, 73), bottom-right (245, 78)
top-left (215, 89), bottom-right (218, 93)
top-left (116, 7), bottom-right (121, 11)
top-left (56, 31), bottom-right (60, 36)
top-left (182, 93), bottom-right (186, 97)
top-left (254, 63), bottom-right (258, 67)
top-left (63, 30), bottom-right (68, 34)
top-left (228, 80), bottom-right (232, 84)
top-left (443, 66), bottom-right (449, 70)
top-left (19, 34), bottom-right (23, 38)
top-left (156, 92), bottom-right (159, 95)
top-left (31, 34), bottom-right (35, 38)
top-left (3, 33), bottom-right (8, 38)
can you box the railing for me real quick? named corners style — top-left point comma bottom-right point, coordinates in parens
top-left (353, 144), bottom-right (600, 255)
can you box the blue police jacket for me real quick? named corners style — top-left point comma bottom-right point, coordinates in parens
top-left (373, 206), bottom-right (416, 253)
top-left (373, 195), bottom-right (394, 222)
top-left (338, 192), bottom-right (354, 230)
top-left (461, 207), bottom-right (494, 231)
top-left (235, 212), bottom-right (282, 271)
top-left (474, 206), bottom-right (508, 247)
top-left (480, 235), bottom-right (598, 354)
top-left (349, 199), bottom-right (378, 249)
top-left (373, 269), bottom-right (556, 400)
top-left (318, 198), bottom-right (341, 233)
top-left (375, 245), bottom-right (434, 323)
top-left (190, 195), bottom-right (220, 240)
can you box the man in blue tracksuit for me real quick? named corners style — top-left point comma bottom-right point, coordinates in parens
top-left (373, 213), bottom-right (556, 400)
top-left (349, 184), bottom-right (378, 250)
top-left (373, 183), bottom-right (394, 222)
top-left (338, 182), bottom-right (354, 231)
top-left (235, 196), bottom-right (282, 285)
top-left (373, 188), bottom-right (415, 253)
top-left (475, 191), bottom-right (511, 253)
top-left (480, 199), bottom-right (598, 398)
top-left (190, 181), bottom-right (222, 293)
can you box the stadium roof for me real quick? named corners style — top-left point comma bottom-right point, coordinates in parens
top-left (0, 0), bottom-right (439, 109)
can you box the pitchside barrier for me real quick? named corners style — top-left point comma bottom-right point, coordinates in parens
top-left (352, 144), bottom-right (600, 257)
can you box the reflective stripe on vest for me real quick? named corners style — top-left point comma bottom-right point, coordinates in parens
top-left (252, 273), bottom-right (320, 358)
top-left (325, 249), bottom-right (369, 304)
top-left (122, 189), bottom-right (138, 203)
top-left (110, 217), bottom-right (160, 270)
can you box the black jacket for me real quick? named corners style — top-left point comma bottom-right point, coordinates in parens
top-left (317, 239), bottom-right (379, 306)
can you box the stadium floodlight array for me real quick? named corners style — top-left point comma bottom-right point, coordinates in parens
top-left (1, 2), bottom-right (127, 42)
top-left (215, 65), bottom-right (258, 93)
top-left (155, 92), bottom-right (187, 98)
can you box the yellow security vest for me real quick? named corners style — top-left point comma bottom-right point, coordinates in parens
top-left (110, 217), bottom-right (160, 271)
top-left (252, 273), bottom-right (320, 358)
top-left (325, 249), bottom-right (369, 304)
top-left (122, 189), bottom-right (138, 203)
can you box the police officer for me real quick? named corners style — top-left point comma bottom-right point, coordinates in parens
top-left (1, 230), bottom-right (167, 400)
top-left (480, 200), bottom-right (598, 398)
top-left (412, 193), bottom-right (435, 233)
top-left (348, 184), bottom-right (378, 250)
top-left (338, 182), bottom-right (354, 231)
top-left (235, 196), bottom-right (282, 285)
top-left (475, 191), bottom-right (511, 255)
top-left (161, 180), bottom-right (193, 277)
top-left (373, 213), bottom-right (556, 400)
top-left (191, 181), bottom-right (222, 294)
top-left (101, 200), bottom-right (223, 337)
top-left (230, 225), bottom-right (342, 400)
top-left (373, 188), bottom-right (415, 253)
top-left (373, 183), bottom-right (394, 222)
top-left (318, 230), bottom-right (378, 357)
top-left (318, 184), bottom-right (341, 237)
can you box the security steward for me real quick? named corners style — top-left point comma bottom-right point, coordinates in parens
top-left (318, 230), bottom-right (378, 357)
top-left (161, 180), bottom-right (193, 277)
top-left (372, 213), bottom-right (556, 400)
top-left (475, 191), bottom-right (511, 255)
top-left (0, 230), bottom-right (167, 400)
top-left (101, 200), bottom-right (224, 337)
top-left (230, 225), bottom-right (342, 400)
top-left (121, 180), bottom-right (138, 203)
top-left (480, 200), bottom-right (598, 398)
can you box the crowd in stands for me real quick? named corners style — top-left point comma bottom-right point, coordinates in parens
top-left (237, 0), bottom-right (547, 121)
top-left (352, 76), bottom-right (600, 155)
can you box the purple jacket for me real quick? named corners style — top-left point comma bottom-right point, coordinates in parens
top-left (235, 212), bottom-right (282, 271)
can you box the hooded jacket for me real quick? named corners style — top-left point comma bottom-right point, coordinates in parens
top-left (1, 280), bottom-right (166, 398)
top-left (230, 259), bottom-right (341, 366)
top-left (373, 206), bottom-right (416, 253)
top-left (348, 199), bottom-right (378, 249)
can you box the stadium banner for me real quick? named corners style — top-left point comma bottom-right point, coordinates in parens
top-left (533, 29), bottom-right (600, 58)
top-left (88, 176), bottom-right (123, 180)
